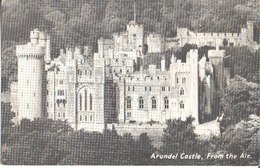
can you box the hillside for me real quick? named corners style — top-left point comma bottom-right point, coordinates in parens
top-left (1, 0), bottom-right (260, 92)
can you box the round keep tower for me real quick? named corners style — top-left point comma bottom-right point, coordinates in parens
top-left (16, 29), bottom-right (45, 121)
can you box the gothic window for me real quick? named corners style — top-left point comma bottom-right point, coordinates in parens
top-left (180, 101), bottom-right (184, 109)
top-left (85, 89), bottom-right (87, 110)
top-left (127, 112), bottom-right (131, 117)
top-left (180, 88), bottom-right (184, 95)
top-left (139, 97), bottom-right (144, 109)
top-left (57, 100), bottom-right (60, 107)
top-left (182, 77), bottom-right (186, 84)
top-left (151, 97), bottom-right (156, 109)
top-left (90, 94), bottom-right (93, 111)
top-left (79, 94), bottom-right (82, 110)
top-left (126, 97), bottom-right (131, 109)
top-left (63, 99), bottom-right (66, 107)
top-left (164, 97), bottom-right (169, 109)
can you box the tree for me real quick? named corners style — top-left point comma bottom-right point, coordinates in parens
top-left (1, 102), bottom-right (15, 145)
top-left (220, 76), bottom-right (260, 129)
top-left (161, 116), bottom-right (196, 154)
top-left (134, 133), bottom-right (156, 165)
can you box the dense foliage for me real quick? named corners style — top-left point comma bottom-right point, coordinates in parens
top-left (1, 100), bottom-right (259, 165)
top-left (2, 0), bottom-right (260, 91)
top-left (220, 76), bottom-right (260, 128)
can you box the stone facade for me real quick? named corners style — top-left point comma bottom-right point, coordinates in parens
top-left (173, 21), bottom-right (260, 50)
top-left (11, 20), bottom-right (234, 132)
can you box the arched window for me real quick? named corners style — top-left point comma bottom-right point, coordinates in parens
top-left (79, 94), bottom-right (82, 110)
top-left (180, 101), bottom-right (184, 109)
top-left (180, 88), bottom-right (184, 95)
top-left (139, 97), bottom-right (144, 109)
top-left (182, 77), bottom-right (186, 84)
top-left (177, 77), bottom-right (179, 84)
top-left (151, 97), bottom-right (156, 109)
top-left (85, 89), bottom-right (87, 111)
top-left (63, 99), bottom-right (66, 107)
top-left (126, 97), bottom-right (131, 109)
top-left (90, 94), bottom-right (93, 111)
top-left (164, 97), bottom-right (169, 109)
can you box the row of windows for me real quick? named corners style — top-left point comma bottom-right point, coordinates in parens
top-left (126, 97), bottom-right (185, 110)
top-left (127, 86), bottom-right (185, 95)
top-left (78, 70), bottom-right (92, 76)
top-left (128, 86), bottom-right (155, 92)
top-left (79, 90), bottom-right (93, 111)
top-left (177, 77), bottom-right (186, 84)
top-left (79, 115), bottom-right (93, 122)
top-left (56, 99), bottom-right (66, 107)
top-left (58, 112), bottom-right (65, 118)
top-left (57, 90), bottom-right (65, 96)
top-left (126, 97), bottom-right (184, 109)
top-left (162, 87), bottom-right (171, 91)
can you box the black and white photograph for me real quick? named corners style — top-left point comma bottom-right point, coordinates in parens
top-left (1, 0), bottom-right (260, 166)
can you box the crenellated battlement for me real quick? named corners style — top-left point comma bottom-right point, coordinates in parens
top-left (184, 31), bottom-right (241, 38)
top-left (16, 44), bottom-right (45, 56)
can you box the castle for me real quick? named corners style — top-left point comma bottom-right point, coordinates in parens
top-left (10, 19), bottom-right (260, 132)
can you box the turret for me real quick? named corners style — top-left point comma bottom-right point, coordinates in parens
top-left (30, 29), bottom-right (39, 45)
top-left (127, 21), bottom-right (144, 51)
top-left (16, 30), bottom-right (46, 121)
top-left (45, 35), bottom-right (51, 63)
top-left (247, 21), bottom-right (254, 42)
top-left (208, 46), bottom-right (225, 90)
top-left (161, 55), bottom-right (165, 71)
top-left (38, 32), bottom-right (46, 47)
